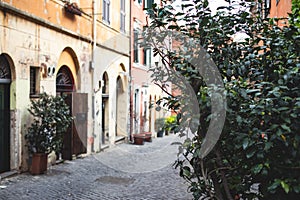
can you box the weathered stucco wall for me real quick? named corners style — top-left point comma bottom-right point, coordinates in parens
top-left (0, 0), bottom-right (131, 172)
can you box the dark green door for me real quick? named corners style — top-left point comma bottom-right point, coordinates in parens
top-left (0, 84), bottom-right (10, 173)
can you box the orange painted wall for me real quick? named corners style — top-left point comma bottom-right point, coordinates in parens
top-left (269, 0), bottom-right (292, 26)
top-left (2, 0), bottom-right (92, 37)
top-left (270, 0), bottom-right (292, 18)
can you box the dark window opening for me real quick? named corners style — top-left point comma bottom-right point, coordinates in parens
top-left (30, 67), bottom-right (39, 96)
top-left (133, 30), bottom-right (139, 63)
top-left (144, 0), bottom-right (154, 9)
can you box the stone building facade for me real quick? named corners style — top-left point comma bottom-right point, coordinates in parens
top-left (130, 0), bottom-right (166, 137)
top-left (0, 0), bottom-right (130, 173)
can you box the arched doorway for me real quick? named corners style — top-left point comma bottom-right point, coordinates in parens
top-left (56, 66), bottom-right (88, 161)
top-left (102, 72), bottom-right (109, 145)
top-left (56, 48), bottom-right (87, 159)
top-left (56, 66), bottom-right (74, 160)
top-left (116, 76), bottom-right (122, 137)
top-left (0, 54), bottom-right (11, 173)
top-left (115, 76), bottom-right (126, 140)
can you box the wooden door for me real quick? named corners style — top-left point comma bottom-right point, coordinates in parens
top-left (62, 93), bottom-right (87, 160)
top-left (72, 93), bottom-right (87, 155)
top-left (0, 84), bottom-right (10, 173)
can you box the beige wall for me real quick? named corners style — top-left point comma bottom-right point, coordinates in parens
top-left (0, 0), bottom-right (130, 171)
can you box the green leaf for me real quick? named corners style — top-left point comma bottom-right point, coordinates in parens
top-left (293, 185), bottom-right (300, 193)
top-left (281, 181), bottom-right (290, 193)
top-left (246, 149), bottom-right (255, 159)
top-left (243, 138), bottom-right (249, 150)
top-left (268, 179), bottom-right (281, 191)
top-left (252, 164), bottom-right (263, 174)
top-left (281, 124), bottom-right (291, 132)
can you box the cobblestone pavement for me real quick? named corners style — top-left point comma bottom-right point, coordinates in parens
top-left (0, 134), bottom-right (193, 200)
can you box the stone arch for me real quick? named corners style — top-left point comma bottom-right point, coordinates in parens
top-left (102, 72), bottom-right (109, 94)
top-left (56, 47), bottom-right (80, 91)
top-left (115, 75), bottom-right (126, 138)
top-left (120, 63), bottom-right (126, 72)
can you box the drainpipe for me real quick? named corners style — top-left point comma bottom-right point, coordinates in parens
top-left (129, 0), bottom-right (133, 141)
top-left (129, 0), bottom-right (134, 141)
top-left (91, 0), bottom-right (97, 152)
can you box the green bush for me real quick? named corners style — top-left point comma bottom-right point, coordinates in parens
top-left (164, 115), bottom-right (178, 132)
top-left (145, 0), bottom-right (300, 199)
top-left (25, 92), bottom-right (73, 154)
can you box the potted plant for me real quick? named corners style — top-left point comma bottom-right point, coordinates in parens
top-left (143, 132), bottom-right (152, 142)
top-left (133, 134), bottom-right (145, 145)
top-left (164, 115), bottom-right (177, 135)
top-left (25, 92), bottom-right (73, 175)
top-left (155, 118), bottom-right (165, 137)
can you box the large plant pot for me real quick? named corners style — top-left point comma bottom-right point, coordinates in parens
top-left (31, 153), bottom-right (48, 175)
top-left (144, 132), bottom-right (152, 142)
top-left (157, 130), bottom-right (164, 137)
top-left (133, 134), bottom-right (145, 145)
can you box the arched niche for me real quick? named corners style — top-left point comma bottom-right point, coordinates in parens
top-left (56, 47), bottom-right (80, 91)
top-left (101, 71), bottom-right (109, 144)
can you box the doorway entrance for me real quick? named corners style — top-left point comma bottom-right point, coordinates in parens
top-left (0, 55), bottom-right (11, 173)
top-left (56, 66), bottom-right (87, 160)
top-left (101, 72), bottom-right (109, 145)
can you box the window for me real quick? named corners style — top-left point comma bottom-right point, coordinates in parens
top-left (30, 67), bottom-right (40, 97)
top-left (143, 47), bottom-right (151, 67)
top-left (144, 0), bottom-right (154, 9)
top-left (0, 55), bottom-right (11, 83)
top-left (120, 0), bottom-right (125, 32)
top-left (257, 0), bottom-right (270, 19)
top-left (56, 66), bottom-right (74, 92)
top-left (133, 29), bottom-right (139, 63)
top-left (264, 0), bottom-right (271, 18)
top-left (103, 0), bottom-right (110, 24)
top-left (138, 0), bottom-right (142, 5)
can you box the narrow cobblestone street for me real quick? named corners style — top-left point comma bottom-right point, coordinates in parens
top-left (0, 134), bottom-right (192, 200)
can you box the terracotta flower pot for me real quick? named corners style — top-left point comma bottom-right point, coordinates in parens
top-left (144, 132), bottom-right (152, 142)
top-left (133, 134), bottom-right (145, 145)
top-left (31, 153), bottom-right (48, 175)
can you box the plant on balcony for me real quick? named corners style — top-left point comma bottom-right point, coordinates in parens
top-left (64, 2), bottom-right (82, 16)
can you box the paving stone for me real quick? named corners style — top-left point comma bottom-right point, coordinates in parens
top-left (0, 134), bottom-right (192, 200)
